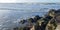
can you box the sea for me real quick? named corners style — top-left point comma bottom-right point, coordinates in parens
top-left (0, 3), bottom-right (60, 30)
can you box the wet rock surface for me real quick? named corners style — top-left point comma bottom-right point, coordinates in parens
top-left (13, 9), bottom-right (60, 30)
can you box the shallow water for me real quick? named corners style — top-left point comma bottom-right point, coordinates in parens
top-left (0, 3), bottom-right (60, 30)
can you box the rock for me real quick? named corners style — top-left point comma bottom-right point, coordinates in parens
top-left (13, 9), bottom-right (60, 30)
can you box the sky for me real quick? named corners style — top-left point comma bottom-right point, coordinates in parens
top-left (0, 0), bottom-right (60, 3)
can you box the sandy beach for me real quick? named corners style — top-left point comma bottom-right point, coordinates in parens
top-left (55, 24), bottom-right (60, 30)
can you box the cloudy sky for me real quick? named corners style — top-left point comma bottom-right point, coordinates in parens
top-left (0, 0), bottom-right (60, 3)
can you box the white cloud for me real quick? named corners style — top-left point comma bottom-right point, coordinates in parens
top-left (0, 0), bottom-right (16, 3)
top-left (0, 0), bottom-right (60, 3)
top-left (16, 0), bottom-right (60, 3)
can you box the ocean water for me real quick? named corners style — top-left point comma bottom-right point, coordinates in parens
top-left (0, 3), bottom-right (60, 30)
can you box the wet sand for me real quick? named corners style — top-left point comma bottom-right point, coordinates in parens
top-left (55, 24), bottom-right (60, 30)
